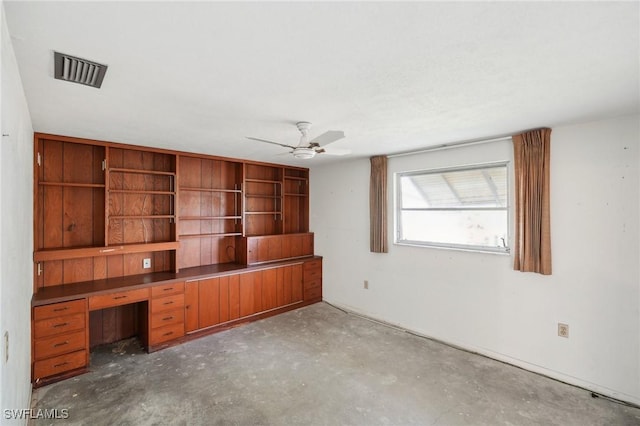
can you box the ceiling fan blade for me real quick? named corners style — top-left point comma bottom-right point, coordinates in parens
top-left (317, 147), bottom-right (351, 156)
top-left (309, 130), bottom-right (345, 147)
top-left (246, 137), bottom-right (297, 150)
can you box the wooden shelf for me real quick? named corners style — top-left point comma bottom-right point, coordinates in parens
top-left (180, 216), bottom-right (241, 220)
top-left (109, 215), bottom-right (175, 220)
top-left (109, 189), bottom-right (175, 195)
top-left (284, 193), bottom-right (307, 197)
top-left (179, 233), bottom-right (242, 239)
top-left (245, 194), bottom-right (281, 199)
top-left (109, 168), bottom-right (176, 176)
top-left (284, 176), bottom-right (308, 181)
top-left (245, 212), bottom-right (282, 215)
top-left (180, 187), bottom-right (240, 193)
top-left (39, 182), bottom-right (105, 188)
top-left (34, 241), bottom-right (180, 262)
top-left (245, 179), bottom-right (282, 184)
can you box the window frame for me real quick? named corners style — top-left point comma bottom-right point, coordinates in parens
top-left (394, 161), bottom-right (511, 254)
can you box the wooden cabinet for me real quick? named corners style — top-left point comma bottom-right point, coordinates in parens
top-left (149, 282), bottom-right (185, 346)
top-left (303, 258), bottom-right (322, 301)
top-left (183, 264), bottom-right (303, 334)
top-left (243, 233), bottom-right (314, 265)
top-left (243, 164), bottom-right (283, 236)
top-left (32, 133), bottom-right (318, 385)
top-left (32, 299), bottom-right (88, 382)
top-left (283, 168), bottom-right (309, 234)
top-left (33, 134), bottom-right (180, 290)
top-left (178, 156), bottom-right (243, 269)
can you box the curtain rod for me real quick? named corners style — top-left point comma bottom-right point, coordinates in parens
top-left (387, 135), bottom-right (513, 158)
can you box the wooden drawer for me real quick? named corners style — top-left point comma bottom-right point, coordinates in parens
top-left (304, 286), bottom-right (322, 300)
top-left (151, 282), bottom-right (184, 298)
top-left (150, 323), bottom-right (184, 345)
top-left (304, 278), bottom-right (321, 291)
top-left (33, 349), bottom-right (87, 380)
top-left (151, 293), bottom-right (185, 314)
top-left (303, 267), bottom-right (322, 283)
top-left (34, 330), bottom-right (86, 361)
top-left (34, 313), bottom-right (85, 339)
top-left (303, 259), bottom-right (322, 271)
top-left (88, 288), bottom-right (150, 311)
top-left (151, 309), bottom-right (184, 329)
top-left (34, 299), bottom-right (85, 321)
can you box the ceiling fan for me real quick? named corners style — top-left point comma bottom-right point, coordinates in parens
top-left (247, 122), bottom-right (349, 159)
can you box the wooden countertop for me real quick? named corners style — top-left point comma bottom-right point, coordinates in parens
top-left (32, 256), bottom-right (321, 307)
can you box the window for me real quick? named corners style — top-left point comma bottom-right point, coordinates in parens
top-left (395, 163), bottom-right (509, 253)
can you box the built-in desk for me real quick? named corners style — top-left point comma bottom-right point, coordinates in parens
top-left (31, 257), bottom-right (322, 387)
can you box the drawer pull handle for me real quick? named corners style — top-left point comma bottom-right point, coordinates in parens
top-left (53, 341), bottom-right (69, 348)
top-left (53, 307), bottom-right (69, 312)
top-left (53, 322), bottom-right (68, 328)
top-left (163, 287), bottom-right (173, 291)
top-left (53, 362), bottom-right (69, 368)
top-left (113, 295), bottom-right (127, 300)
top-left (163, 301), bottom-right (174, 305)
top-left (163, 331), bottom-right (174, 337)
top-left (162, 316), bottom-right (174, 321)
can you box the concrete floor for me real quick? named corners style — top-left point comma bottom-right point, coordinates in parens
top-left (31, 302), bottom-right (639, 425)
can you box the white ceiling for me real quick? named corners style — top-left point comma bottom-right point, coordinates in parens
top-left (4, 1), bottom-right (639, 166)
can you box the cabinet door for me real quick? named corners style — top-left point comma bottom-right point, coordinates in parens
top-left (291, 263), bottom-right (303, 303)
top-left (239, 273), bottom-right (255, 318)
top-left (184, 281), bottom-right (199, 332)
top-left (218, 275), bottom-right (230, 323)
top-left (199, 277), bottom-right (220, 328)
top-left (283, 266), bottom-right (293, 305)
top-left (262, 268), bottom-right (278, 311)
top-left (228, 274), bottom-right (240, 320)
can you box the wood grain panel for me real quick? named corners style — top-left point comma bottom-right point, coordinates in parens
top-left (219, 275), bottom-right (230, 323)
top-left (292, 263), bottom-right (303, 303)
top-left (276, 267), bottom-right (285, 306)
top-left (43, 260), bottom-right (63, 287)
top-left (63, 258), bottom-right (93, 284)
top-left (239, 273), bottom-right (254, 318)
top-left (179, 238), bottom-right (201, 269)
top-left (283, 266), bottom-right (293, 305)
top-left (63, 187), bottom-right (94, 247)
top-left (199, 278), bottom-right (220, 328)
top-left (93, 256), bottom-right (107, 280)
top-left (262, 268), bottom-right (277, 310)
top-left (228, 274), bottom-right (240, 320)
top-left (184, 281), bottom-right (199, 332)
top-left (43, 186), bottom-right (63, 249)
top-left (63, 143), bottom-right (93, 184)
top-left (106, 255), bottom-right (124, 278)
top-left (179, 156), bottom-right (201, 188)
top-left (252, 271), bottom-right (263, 314)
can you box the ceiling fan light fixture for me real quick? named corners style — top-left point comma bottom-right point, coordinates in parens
top-left (292, 147), bottom-right (316, 159)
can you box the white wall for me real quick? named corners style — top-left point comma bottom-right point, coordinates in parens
top-left (310, 114), bottom-right (640, 405)
top-left (1, 2), bottom-right (34, 423)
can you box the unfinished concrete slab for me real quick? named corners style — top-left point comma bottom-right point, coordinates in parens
top-left (30, 303), bottom-right (639, 425)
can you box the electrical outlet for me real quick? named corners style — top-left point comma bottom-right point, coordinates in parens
top-left (364, 280), bottom-right (369, 290)
top-left (558, 323), bottom-right (569, 338)
top-left (143, 258), bottom-right (152, 269)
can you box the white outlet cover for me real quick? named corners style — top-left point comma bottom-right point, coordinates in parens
top-left (143, 258), bottom-right (151, 269)
top-left (558, 323), bottom-right (569, 338)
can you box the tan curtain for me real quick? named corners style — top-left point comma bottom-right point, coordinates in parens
top-left (370, 156), bottom-right (388, 253)
top-left (512, 128), bottom-right (552, 275)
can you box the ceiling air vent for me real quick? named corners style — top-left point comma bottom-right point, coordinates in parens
top-left (54, 51), bottom-right (108, 89)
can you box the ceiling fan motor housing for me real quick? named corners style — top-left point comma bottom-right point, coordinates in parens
top-left (293, 147), bottom-right (316, 159)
